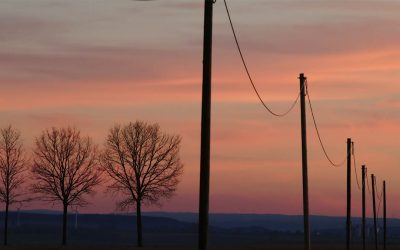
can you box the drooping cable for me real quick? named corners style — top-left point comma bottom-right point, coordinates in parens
top-left (352, 142), bottom-right (361, 190)
top-left (223, 0), bottom-right (300, 117)
top-left (376, 180), bottom-right (383, 217)
top-left (305, 80), bottom-right (346, 167)
top-left (366, 169), bottom-right (372, 195)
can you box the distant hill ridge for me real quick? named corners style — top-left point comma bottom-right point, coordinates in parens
top-left (2, 211), bottom-right (400, 246)
top-left (4, 210), bottom-right (400, 232)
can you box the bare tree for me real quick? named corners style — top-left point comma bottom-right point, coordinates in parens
top-left (31, 127), bottom-right (101, 245)
top-left (0, 126), bottom-right (27, 246)
top-left (100, 121), bottom-right (183, 247)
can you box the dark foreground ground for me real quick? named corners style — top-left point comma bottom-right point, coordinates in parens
top-left (0, 246), bottom-right (396, 250)
top-left (0, 212), bottom-right (397, 249)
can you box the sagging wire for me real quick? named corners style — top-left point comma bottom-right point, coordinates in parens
top-left (352, 142), bottom-right (361, 190)
top-left (305, 79), bottom-right (346, 167)
top-left (223, 0), bottom-right (301, 117)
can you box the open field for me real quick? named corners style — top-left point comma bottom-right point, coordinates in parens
top-left (0, 245), bottom-right (400, 250)
top-left (0, 212), bottom-right (396, 250)
top-left (0, 246), bottom-right (396, 250)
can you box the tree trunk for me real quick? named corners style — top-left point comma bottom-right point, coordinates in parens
top-left (136, 200), bottom-right (143, 247)
top-left (3, 201), bottom-right (9, 246)
top-left (62, 203), bottom-right (68, 246)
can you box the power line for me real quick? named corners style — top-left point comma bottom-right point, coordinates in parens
top-left (376, 181), bottom-right (383, 217)
top-left (305, 80), bottom-right (346, 167)
top-left (223, 0), bottom-right (369, 187)
top-left (223, 0), bottom-right (300, 117)
top-left (366, 169), bottom-right (372, 195)
top-left (352, 142), bottom-right (361, 190)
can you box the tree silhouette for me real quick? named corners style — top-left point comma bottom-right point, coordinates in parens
top-left (100, 121), bottom-right (183, 247)
top-left (0, 125), bottom-right (27, 246)
top-left (31, 127), bottom-right (101, 245)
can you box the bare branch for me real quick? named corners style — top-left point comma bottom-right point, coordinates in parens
top-left (31, 127), bottom-right (101, 208)
top-left (0, 125), bottom-right (28, 206)
top-left (99, 121), bottom-right (183, 210)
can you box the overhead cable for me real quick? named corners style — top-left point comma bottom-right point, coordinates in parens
top-left (223, 0), bottom-right (300, 117)
top-left (305, 80), bottom-right (346, 167)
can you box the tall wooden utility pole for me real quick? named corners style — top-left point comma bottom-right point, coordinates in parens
top-left (372, 174), bottom-right (378, 250)
top-left (346, 138), bottom-right (352, 250)
top-left (383, 181), bottom-right (387, 250)
top-left (199, 1), bottom-right (214, 250)
top-left (361, 165), bottom-right (366, 250)
top-left (299, 73), bottom-right (310, 250)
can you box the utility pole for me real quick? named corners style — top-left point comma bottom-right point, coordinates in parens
top-left (199, 1), bottom-right (214, 250)
top-left (383, 181), bottom-right (387, 250)
top-left (372, 174), bottom-right (378, 250)
top-left (346, 138), bottom-right (352, 250)
top-left (299, 73), bottom-right (310, 250)
top-left (362, 165), bottom-right (366, 250)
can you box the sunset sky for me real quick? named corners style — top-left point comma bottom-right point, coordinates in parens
top-left (1, 0), bottom-right (400, 217)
